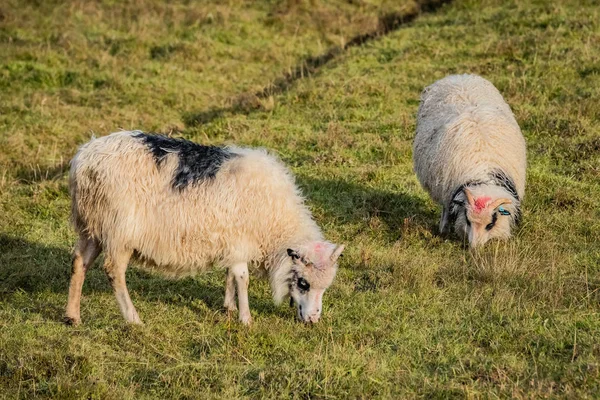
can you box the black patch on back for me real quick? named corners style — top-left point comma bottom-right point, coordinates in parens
top-left (134, 132), bottom-right (236, 190)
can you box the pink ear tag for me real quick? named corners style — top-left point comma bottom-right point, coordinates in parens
top-left (474, 196), bottom-right (491, 213)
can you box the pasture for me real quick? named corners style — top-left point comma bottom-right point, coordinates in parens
top-left (1, 0), bottom-right (599, 398)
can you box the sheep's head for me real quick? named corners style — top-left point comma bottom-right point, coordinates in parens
top-left (455, 188), bottom-right (515, 248)
top-left (285, 242), bottom-right (344, 323)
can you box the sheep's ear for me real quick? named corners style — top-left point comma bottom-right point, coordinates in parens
top-left (287, 249), bottom-right (300, 260)
top-left (287, 248), bottom-right (308, 266)
top-left (330, 244), bottom-right (345, 263)
top-left (489, 198), bottom-right (512, 211)
top-left (464, 188), bottom-right (475, 208)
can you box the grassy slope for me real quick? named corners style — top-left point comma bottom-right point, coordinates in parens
top-left (1, 0), bottom-right (600, 398)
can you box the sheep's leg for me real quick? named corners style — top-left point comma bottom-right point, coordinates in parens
top-left (439, 206), bottom-right (450, 234)
top-left (64, 236), bottom-right (101, 325)
top-left (231, 262), bottom-right (252, 325)
top-left (104, 248), bottom-right (142, 324)
top-left (223, 268), bottom-right (237, 312)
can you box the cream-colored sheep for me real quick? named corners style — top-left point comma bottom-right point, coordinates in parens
top-left (65, 131), bottom-right (344, 325)
top-left (413, 74), bottom-right (526, 247)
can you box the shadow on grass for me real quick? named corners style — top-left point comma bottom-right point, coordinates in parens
top-left (0, 176), bottom-right (437, 319)
top-left (0, 235), bottom-right (286, 321)
top-left (298, 175), bottom-right (438, 240)
top-left (183, 0), bottom-right (453, 126)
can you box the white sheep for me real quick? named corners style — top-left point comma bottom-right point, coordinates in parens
top-left (413, 74), bottom-right (526, 247)
top-left (65, 131), bottom-right (344, 325)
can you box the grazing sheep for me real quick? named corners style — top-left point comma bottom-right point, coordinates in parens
top-left (65, 131), bottom-right (344, 325)
top-left (413, 74), bottom-right (526, 247)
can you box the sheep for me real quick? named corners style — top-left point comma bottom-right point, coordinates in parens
top-left (64, 131), bottom-right (344, 326)
top-left (413, 74), bottom-right (526, 247)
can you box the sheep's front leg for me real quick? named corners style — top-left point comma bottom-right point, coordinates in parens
top-left (230, 262), bottom-right (252, 325)
top-left (223, 267), bottom-right (237, 312)
top-left (439, 206), bottom-right (450, 234)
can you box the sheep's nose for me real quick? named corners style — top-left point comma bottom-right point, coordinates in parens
top-left (307, 314), bottom-right (320, 323)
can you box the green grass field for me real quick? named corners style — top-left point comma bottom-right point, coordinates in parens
top-left (1, 0), bottom-right (599, 398)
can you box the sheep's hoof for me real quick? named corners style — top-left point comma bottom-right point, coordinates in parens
top-left (223, 301), bottom-right (237, 312)
top-left (63, 316), bottom-right (81, 326)
top-left (239, 314), bottom-right (252, 326)
top-left (125, 315), bottom-right (143, 325)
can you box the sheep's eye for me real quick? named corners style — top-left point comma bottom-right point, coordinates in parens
top-left (297, 277), bottom-right (310, 292)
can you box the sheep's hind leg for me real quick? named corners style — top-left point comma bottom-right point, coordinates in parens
top-left (104, 248), bottom-right (142, 324)
top-left (223, 267), bottom-right (237, 312)
top-left (64, 236), bottom-right (101, 325)
top-left (231, 262), bottom-right (252, 325)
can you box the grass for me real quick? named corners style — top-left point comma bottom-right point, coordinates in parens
top-left (1, 0), bottom-right (600, 398)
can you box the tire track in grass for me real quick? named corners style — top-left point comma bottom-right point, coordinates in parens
top-left (9, 0), bottom-right (453, 183)
top-left (183, 0), bottom-right (453, 127)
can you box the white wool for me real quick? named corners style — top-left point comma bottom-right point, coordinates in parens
top-left (413, 74), bottom-right (527, 246)
top-left (70, 131), bottom-right (332, 300)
